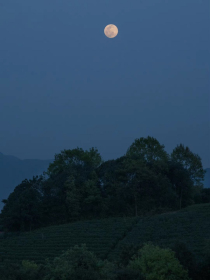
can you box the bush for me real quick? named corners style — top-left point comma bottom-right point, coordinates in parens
top-left (113, 267), bottom-right (145, 280)
top-left (0, 260), bottom-right (22, 280)
top-left (127, 241), bottom-right (191, 280)
top-left (117, 243), bottom-right (144, 268)
top-left (42, 243), bottom-right (116, 280)
top-left (18, 260), bottom-right (43, 280)
top-left (196, 259), bottom-right (210, 280)
top-left (170, 240), bottom-right (197, 279)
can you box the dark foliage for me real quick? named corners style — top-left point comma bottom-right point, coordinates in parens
top-left (113, 267), bottom-right (145, 280)
top-left (170, 241), bottom-right (198, 279)
top-left (116, 243), bottom-right (144, 268)
top-left (0, 139), bottom-right (208, 279)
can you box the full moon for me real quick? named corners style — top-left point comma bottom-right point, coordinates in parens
top-left (104, 24), bottom-right (118, 38)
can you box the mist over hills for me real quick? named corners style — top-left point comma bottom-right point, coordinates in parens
top-left (0, 152), bottom-right (209, 213)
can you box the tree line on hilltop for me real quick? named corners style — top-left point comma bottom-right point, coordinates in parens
top-left (0, 136), bottom-right (209, 233)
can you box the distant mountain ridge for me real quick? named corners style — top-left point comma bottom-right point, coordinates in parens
top-left (0, 152), bottom-right (209, 214)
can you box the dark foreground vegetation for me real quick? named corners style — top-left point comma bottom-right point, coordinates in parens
top-left (0, 136), bottom-right (209, 279)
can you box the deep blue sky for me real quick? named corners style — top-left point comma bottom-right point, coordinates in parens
top-left (0, 0), bottom-right (209, 168)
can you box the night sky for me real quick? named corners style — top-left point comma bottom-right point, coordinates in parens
top-left (0, 0), bottom-right (209, 168)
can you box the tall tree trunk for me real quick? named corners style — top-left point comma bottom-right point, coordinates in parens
top-left (179, 189), bottom-right (183, 210)
top-left (134, 192), bottom-right (138, 217)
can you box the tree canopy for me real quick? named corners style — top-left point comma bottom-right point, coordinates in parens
top-left (0, 136), bottom-right (207, 233)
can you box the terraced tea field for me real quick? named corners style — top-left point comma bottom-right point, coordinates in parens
top-left (107, 203), bottom-right (210, 265)
top-left (0, 203), bottom-right (209, 269)
top-left (0, 216), bottom-right (138, 268)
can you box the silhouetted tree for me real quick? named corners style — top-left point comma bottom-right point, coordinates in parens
top-left (0, 138), bottom-right (207, 233)
top-left (0, 176), bottom-right (44, 232)
top-left (170, 143), bottom-right (206, 202)
top-left (166, 160), bottom-right (195, 209)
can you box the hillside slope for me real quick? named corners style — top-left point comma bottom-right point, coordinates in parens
top-left (0, 203), bottom-right (209, 269)
top-left (107, 203), bottom-right (210, 265)
top-left (0, 216), bottom-right (138, 268)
